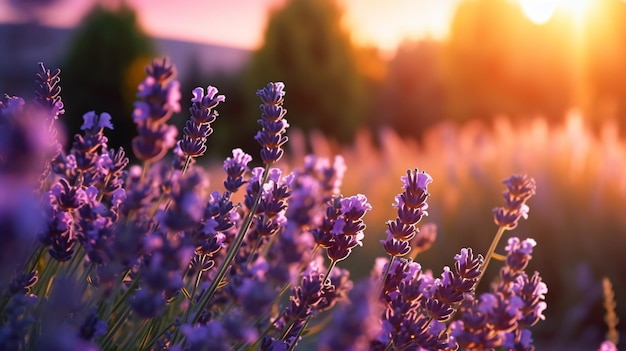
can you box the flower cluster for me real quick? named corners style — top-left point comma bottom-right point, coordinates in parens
top-left (255, 82), bottom-right (289, 165)
top-left (6, 58), bottom-right (610, 351)
top-left (178, 85), bottom-right (225, 165)
top-left (493, 174), bottom-right (536, 230)
top-left (381, 168), bottom-right (432, 257)
top-left (132, 57), bottom-right (181, 162)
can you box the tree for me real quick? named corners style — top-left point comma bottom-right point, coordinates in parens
top-left (61, 3), bottom-right (156, 156)
top-left (378, 40), bottom-right (447, 139)
top-left (244, 0), bottom-right (367, 144)
top-left (444, 0), bottom-right (572, 123)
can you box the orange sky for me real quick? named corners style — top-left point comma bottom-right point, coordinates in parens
top-left (0, 0), bottom-right (461, 51)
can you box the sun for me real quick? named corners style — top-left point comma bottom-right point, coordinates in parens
top-left (519, 0), bottom-right (559, 24)
top-left (519, 0), bottom-right (592, 25)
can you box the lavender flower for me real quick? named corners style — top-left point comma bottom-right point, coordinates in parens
top-left (34, 62), bottom-right (64, 124)
top-left (255, 82), bottom-right (289, 165)
top-left (598, 341), bottom-right (619, 351)
top-left (381, 168), bottom-right (432, 257)
top-left (132, 58), bottom-right (181, 162)
top-left (223, 148), bottom-right (252, 192)
top-left (0, 60), bottom-right (557, 351)
top-left (493, 174), bottom-right (536, 230)
top-left (178, 86), bottom-right (225, 159)
top-left (313, 194), bottom-right (371, 264)
top-left (33, 63), bottom-right (65, 186)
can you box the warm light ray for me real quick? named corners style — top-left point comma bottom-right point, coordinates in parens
top-left (519, 0), bottom-right (559, 24)
top-left (519, 0), bottom-right (592, 25)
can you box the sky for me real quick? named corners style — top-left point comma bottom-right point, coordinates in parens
top-left (0, 0), bottom-right (462, 51)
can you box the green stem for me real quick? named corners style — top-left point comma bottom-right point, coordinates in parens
top-left (445, 226), bottom-right (508, 335)
top-left (100, 303), bottom-right (133, 350)
top-left (103, 275), bottom-right (139, 322)
top-left (474, 226), bottom-right (507, 290)
top-left (379, 255), bottom-right (396, 299)
top-left (286, 315), bottom-right (312, 351)
top-left (190, 165), bottom-right (270, 325)
top-left (324, 259), bottom-right (338, 285)
top-left (141, 321), bottom-right (175, 351)
top-left (172, 259), bottom-right (205, 345)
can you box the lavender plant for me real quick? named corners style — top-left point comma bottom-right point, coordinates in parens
top-left (4, 58), bottom-right (610, 351)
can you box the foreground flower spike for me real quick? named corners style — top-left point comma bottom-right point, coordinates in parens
top-left (493, 174), bottom-right (536, 230)
top-left (313, 194), bottom-right (372, 267)
top-left (223, 148), bottom-right (253, 192)
top-left (477, 174), bottom-right (537, 291)
top-left (178, 86), bottom-right (225, 161)
top-left (381, 168), bottom-right (432, 257)
top-left (34, 62), bottom-right (65, 124)
top-left (255, 82), bottom-right (289, 165)
top-left (2, 61), bottom-right (555, 351)
top-left (132, 57), bottom-right (181, 162)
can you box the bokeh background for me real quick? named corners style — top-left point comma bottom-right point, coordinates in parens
top-left (2, 0), bottom-right (626, 349)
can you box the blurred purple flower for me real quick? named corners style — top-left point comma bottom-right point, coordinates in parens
top-left (80, 111), bottom-right (113, 131)
top-left (132, 58), bottom-right (181, 162)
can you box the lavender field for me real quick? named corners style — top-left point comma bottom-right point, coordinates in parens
top-left (0, 57), bottom-right (621, 351)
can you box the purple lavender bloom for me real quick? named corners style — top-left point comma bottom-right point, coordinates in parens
top-left (1, 95), bottom-right (58, 178)
top-left (178, 85), bottom-right (225, 159)
top-left (9, 270), bottom-right (38, 295)
top-left (81, 111), bottom-right (114, 131)
top-left (0, 294), bottom-right (37, 351)
top-left (454, 247), bottom-right (484, 282)
top-left (255, 82), bottom-right (289, 165)
top-left (223, 148), bottom-right (252, 192)
top-left (317, 280), bottom-right (383, 351)
top-left (381, 168), bottom-right (431, 257)
top-left (163, 170), bottom-right (207, 231)
top-left (512, 271), bottom-right (547, 328)
top-left (132, 58), bottom-right (181, 162)
top-left (504, 237), bottom-right (537, 272)
top-left (306, 154), bottom-right (347, 197)
top-left (182, 322), bottom-right (231, 351)
top-left (78, 309), bottom-right (107, 341)
top-left (34, 62), bottom-right (64, 122)
top-left (261, 338), bottom-right (289, 351)
top-left (316, 194), bottom-right (371, 263)
top-left (410, 222), bottom-right (438, 256)
top-left (493, 174), bottom-right (536, 230)
top-left (598, 341), bottom-right (619, 351)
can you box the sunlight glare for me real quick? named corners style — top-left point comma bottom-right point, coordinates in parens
top-left (519, 0), bottom-right (559, 24)
top-left (520, 0), bottom-right (592, 24)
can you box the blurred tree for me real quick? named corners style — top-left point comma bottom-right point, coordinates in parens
top-left (61, 3), bottom-right (155, 157)
top-left (378, 40), bottom-right (446, 139)
top-left (445, 0), bottom-right (572, 123)
top-left (585, 0), bottom-right (626, 130)
top-left (244, 0), bottom-right (367, 145)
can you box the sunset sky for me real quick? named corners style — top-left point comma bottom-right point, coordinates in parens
top-left (0, 0), bottom-right (461, 51)
top-left (0, 0), bottom-right (613, 52)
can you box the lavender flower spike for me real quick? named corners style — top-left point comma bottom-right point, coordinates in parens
top-left (255, 82), bottom-right (289, 165)
top-left (493, 174), bottom-right (536, 230)
top-left (381, 168), bottom-right (432, 257)
top-left (223, 148), bottom-right (253, 192)
top-left (178, 86), bottom-right (225, 159)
